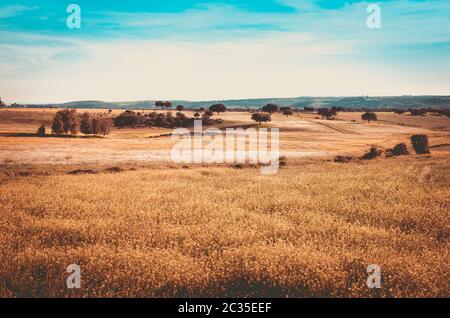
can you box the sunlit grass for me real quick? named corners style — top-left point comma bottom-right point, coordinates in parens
top-left (0, 158), bottom-right (448, 297)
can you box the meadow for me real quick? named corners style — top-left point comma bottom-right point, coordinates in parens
top-left (0, 108), bottom-right (449, 297)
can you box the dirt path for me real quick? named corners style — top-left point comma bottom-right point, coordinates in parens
top-left (307, 120), bottom-right (349, 134)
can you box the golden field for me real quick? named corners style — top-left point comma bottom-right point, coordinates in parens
top-left (0, 108), bottom-right (449, 297)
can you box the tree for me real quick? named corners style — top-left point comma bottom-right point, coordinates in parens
top-left (176, 105), bottom-right (185, 111)
top-left (209, 104), bottom-right (227, 115)
top-left (318, 108), bottom-right (337, 120)
top-left (113, 110), bottom-right (143, 127)
top-left (251, 112), bottom-right (271, 125)
top-left (204, 110), bottom-right (214, 117)
top-left (361, 112), bottom-right (378, 123)
top-left (51, 109), bottom-right (79, 134)
top-left (0, 97), bottom-right (5, 108)
top-left (394, 109), bottom-right (405, 115)
top-left (410, 134), bottom-right (430, 154)
top-left (280, 107), bottom-right (294, 117)
top-left (51, 116), bottom-right (64, 134)
top-left (154, 101), bottom-right (164, 109)
top-left (95, 117), bottom-right (113, 136)
top-left (164, 101), bottom-right (173, 110)
top-left (80, 112), bottom-right (93, 135)
top-left (261, 104), bottom-right (278, 114)
top-left (331, 106), bottom-right (344, 112)
top-left (36, 125), bottom-right (46, 137)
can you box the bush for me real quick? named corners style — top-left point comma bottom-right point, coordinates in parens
top-left (318, 108), bottom-right (337, 120)
top-left (279, 156), bottom-right (287, 167)
top-left (410, 109), bottom-right (427, 116)
top-left (360, 146), bottom-right (383, 160)
top-left (68, 169), bottom-right (98, 175)
top-left (334, 155), bottom-right (354, 163)
top-left (391, 143), bottom-right (409, 156)
top-left (36, 125), bottom-right (46, 137)
top-left (410, 135), bottom-right (430, 154)
top-left (105, 166), bottom-right (123, 173)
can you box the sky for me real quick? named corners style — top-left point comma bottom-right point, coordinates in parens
top-left (0, 0), bottom-right (449, 103)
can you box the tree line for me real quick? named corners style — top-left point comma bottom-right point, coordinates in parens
top-left (36, 109), bottom-right (114, 137)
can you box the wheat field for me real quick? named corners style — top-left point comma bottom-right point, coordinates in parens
top-left (0, 157), bottom-right (448, 297)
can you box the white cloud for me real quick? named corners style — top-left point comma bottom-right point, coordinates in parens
top-left (2, 32), bottom-right (449, 103)
top-left (0, 5), bottom-right (37, 19)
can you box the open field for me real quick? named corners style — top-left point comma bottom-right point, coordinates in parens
top-left (1, 108), bottom-right (449, 165)
top-left (0, 157), bottom-right (449, 297)
top-left (0, 108), bottom-right (449, 297)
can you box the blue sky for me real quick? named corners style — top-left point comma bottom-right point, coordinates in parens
top-left (0, 0), bottom-right (449, 103)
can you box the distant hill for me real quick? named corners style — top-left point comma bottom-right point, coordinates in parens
top-left (17, 96), bottom-right (450, 110)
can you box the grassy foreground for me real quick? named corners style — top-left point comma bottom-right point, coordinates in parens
top-left (0, 158), bottom-right (448, 297)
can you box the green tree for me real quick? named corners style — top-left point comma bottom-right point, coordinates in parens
top-left (361, 112), bottom-right (378, 123)
top-left (251, 112), bottom-right (271, 125)
top-left (261, 104), bottom-right (278, 114)
top-left (209, 104), bottom-right (227, 115)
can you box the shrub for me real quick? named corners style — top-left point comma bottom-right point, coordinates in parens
top-left (410, 135), bottom-right (430, 154)
top-left (360, 146), bottom-right (383, 160)
top-left (176, 105), bottom-right (185, 111)
top-left (410, 109), bottom-right (427, 116)
top-left (279, 156), bottom-right (287, 167)
top-left (318, 108), bottom-right (337, 120)
top-left (68, 169), bottom-right (98, 175)
top-left (334, 155), bottom-right (354, 163)
top-left (391, 143), bottom-right (409, 156)
top-left (36, 125), bottom-right (46, 137)
top-left (105, 166), bottom-right (123, 173)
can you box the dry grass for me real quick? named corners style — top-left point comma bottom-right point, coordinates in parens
top-left (1, 109), bottom-right (449, 165)
top-left (0, 157), bottom-right (448, 298)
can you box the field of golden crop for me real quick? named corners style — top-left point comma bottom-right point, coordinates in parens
top-left (0, 108), bottom-right (449, 298)
top-left (0, 156), bottom-right (448, 297)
